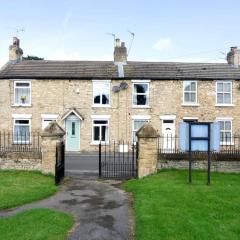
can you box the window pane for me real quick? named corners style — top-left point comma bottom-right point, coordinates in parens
top-left (94, 126), bottom-right (100, 141)
top-left (224, 93), bottom-right (231, 104)
top-left (223, 83), bottom-right (231, 92)
top-left (93, 82), bottom-right (110, 105)
top-left (14, 125), bottom-right (30, 142)
top-left (217, 93), bottom-right (223, 104)
top-left (190, 82), bottom-right (196, 91)
top-left (137, 95), bottom-right (147, 105)
top-left (184, 92), bottom-right (190, 102)
top-left (15, 87), bottom-right (30, 104)
top-left (134, 120), bottom-right (148, 130)
top-left (134, 84), bottom-right (148, 94)
top-left (102, 94), bottom-right (109, 104)
top-left (184, 82), bottom-right (191, 91)
top-left (16, 82), bottom-right (29, 87)
top-left (101, 125), bottom-right (108, 141)
top-left (190, 93), bottom-right (196, 102)
top-left (94, 95), bottom-right (101, 104)
top-left (72, 122), bottom-right (75, 135)
top-left (219, 121), bottom-right (224, 130)
top-left (15, 120), bottom-right (29, 124)
top-left (94, 120), bottom-right (107, 124)
top-left (217, 83), bottom-right (223, 92)
top-left (225, 121), bottom-right (231, 130)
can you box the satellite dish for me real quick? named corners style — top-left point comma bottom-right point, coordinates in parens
top-left (112, 85), bottom-right (121, 93)
top-left (120, 82), bottom-right (128, 90)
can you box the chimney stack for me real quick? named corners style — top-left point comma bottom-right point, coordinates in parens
top-left (226, 46), bottom-right (240, 67)
top-left (114, 38), bottom-right (127, 63)
top-left (9, 37), bottom-right (23, 61)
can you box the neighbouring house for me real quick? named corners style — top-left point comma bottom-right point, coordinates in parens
top-left (0, 37), bottom-right (240, 152)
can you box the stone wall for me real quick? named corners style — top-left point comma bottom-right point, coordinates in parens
top-left (158, 159), bottom-right (240, 173)
top-left (0, 79), bottom-right (240, 152)
top-left (0, 152), bottom-right (42, 170)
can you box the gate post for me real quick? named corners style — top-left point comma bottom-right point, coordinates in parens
top-left (136, 123), bottom-right (159, 178)
top-left (41, 122), bottom-right (65, 175)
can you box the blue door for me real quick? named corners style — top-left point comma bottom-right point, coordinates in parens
top-left (66, 116), bottom-right (80, 151)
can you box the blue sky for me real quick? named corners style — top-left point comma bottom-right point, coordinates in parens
top-left (1, 0), bottom-right (240, 67)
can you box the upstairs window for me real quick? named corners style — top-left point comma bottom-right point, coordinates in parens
top-left (14, 81), bottom-right (31, 106)
top-left (183, 81), bottom-right (197, 104)
top-left (216, 81), bottom-right (232, 105)
top-left (93, 81), bottom-right (110, 106)
top-left (132, 82), bottom-right (149, 107)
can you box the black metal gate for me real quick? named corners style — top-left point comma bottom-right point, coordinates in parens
top-left (99, 141), bottom-right (138, 179)
top-left (55, 141), bottom-right (65, 185)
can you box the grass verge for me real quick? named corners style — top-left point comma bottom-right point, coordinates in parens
top-left (0, 170), bottom-right (58, 209)
top-left (124, 169), bottom-right (240, 240)
top-left (0, 208), bottom-right (74, 240)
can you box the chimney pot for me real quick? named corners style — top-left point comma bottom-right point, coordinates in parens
top-left (114, 38), bottom-right (127, 63)
top-left (9, 37), bottom-right (23, 61)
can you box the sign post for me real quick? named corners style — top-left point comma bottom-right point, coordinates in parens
top-left (188, 122), bottom-right (211, 185)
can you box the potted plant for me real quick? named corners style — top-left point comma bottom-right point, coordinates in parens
top-left (20, 95), bottom-right (27, 104)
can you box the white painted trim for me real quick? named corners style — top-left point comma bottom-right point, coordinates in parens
top-left (12, 114), bottom-right (32, 119)
top-left (216, 117), bottom-right (234, 120)
top-left (92, 80), bottom-right (111, 83)
top-left (160, 115), bottom-right (176, 120)
top-left (181, 103), bottom-right (200, 107)
top-left (132, 115), bottom-right (151, 120)
top-left (41, 114), bottom-right (58, 119)
top-left (215, 104), bottom-right (235, 107)
top-left (183, 117), bottom-right (199, 120)
top-left (132, 82), bottom-right (150, 108)
top-left (92, 104), bottom-right (111, 108)
top-left (62, 109), bottom-right (83, 120)
top-left (91, 115), bottom-right (111, 119)
top-left (131, 79), bottom-right (151, 83)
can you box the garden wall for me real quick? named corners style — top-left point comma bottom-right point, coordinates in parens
top-left (0, 152), bottom-right (42, 171)
top-left (158, 159), bottom-right (240, 173)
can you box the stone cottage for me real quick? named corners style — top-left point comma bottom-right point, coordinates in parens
top-left (0, 37), bottom-right (240, 152)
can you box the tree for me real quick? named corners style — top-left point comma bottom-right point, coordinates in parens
top-left (23, 55), bottom-right (44, 60)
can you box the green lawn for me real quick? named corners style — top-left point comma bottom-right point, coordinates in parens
top-left (0, 170), bottom-right (58, 209)
top-left (124, 169), bottom-right (240, 240)
top-left (0, 208), bottom-right (74, 240)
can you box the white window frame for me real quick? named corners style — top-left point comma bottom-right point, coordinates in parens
top-left (92, 80), bottom-right (111, 107)
top-left (41, 114), bottom-right (58, 130)
top-left (13, 80), bottom-right (32, 106)
top-left (91, 115), bottom-right (110, 144)
top-left (215, 81), bottom-right (233, 106)
top-left (132, 116), bottom-right (151, 143)
top-left (182, 80), bottom-right (198, 106)
top-left (216, 117), bottom-right (233, 145)
top-left (12, 114), bottom-right (32, 144)
top-left (132, 80), bottom-right (150, 108)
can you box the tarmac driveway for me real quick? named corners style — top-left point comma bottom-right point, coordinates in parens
top-left (0, 178), bottom-right (134, 240)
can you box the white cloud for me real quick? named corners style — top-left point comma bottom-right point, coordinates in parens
top-left (153, 38), bottom-right (173, 51)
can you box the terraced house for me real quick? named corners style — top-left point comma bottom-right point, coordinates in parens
top-left (0, 37), bottom-right (240, 152)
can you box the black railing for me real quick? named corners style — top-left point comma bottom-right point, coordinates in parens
top-left (99, 140), bottom-right (138, 179)
top-left (55, 141), bottom-right (65, 185)
top-left (0, 131), bottom-right (41, 152)
top-left (158, 134), bottom-right (240, 160)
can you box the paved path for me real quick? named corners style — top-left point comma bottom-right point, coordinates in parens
top-left (0, 178), bottom-right (134, 240)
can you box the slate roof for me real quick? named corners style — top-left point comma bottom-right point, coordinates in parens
top-left (1, 60), bottom-right (240, 80)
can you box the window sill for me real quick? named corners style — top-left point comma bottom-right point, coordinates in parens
top-left (11, 104), bottom-right (32, 107)
top-left (132, 105), bottom-right (150, 109)
top-left (181, 103), bottom-right (200, 107)
top-left (92, 104), bottom-right (111, 108)
top-left (90, 141), bottom-right (109, 145)
top-left (215, 104), bottom-right (235, 107)
top-left (220, 142), bottom-right (234, 146)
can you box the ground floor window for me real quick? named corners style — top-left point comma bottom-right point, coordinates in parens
top-left (13, 119), bottom-right (31, 143)
top-left (132, 119), bottom-right (149, 143)
top-left (217, 119), bottom-right (232, 145)
top-left (41, 114), bottom-right (58, 130)
top-left (92, 119), bottom-right (109, 143)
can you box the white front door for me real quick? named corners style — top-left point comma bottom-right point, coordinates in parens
top-left (162, 119), bottom-right (175, 152)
